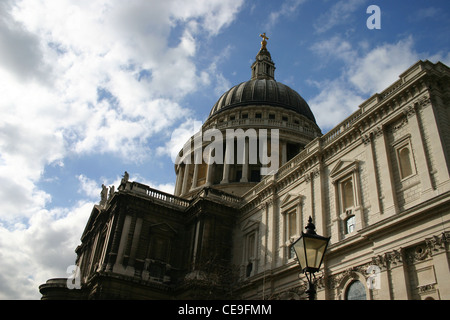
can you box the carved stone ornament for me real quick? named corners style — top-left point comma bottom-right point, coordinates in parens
top-left (304, 173), bottom-right (311, 183)
top-left (392, 116), bottom-right (408, 132)
top-left (328, 266), bottom-right (364, 289)
top-left (372, 126), bottom-right (383, 138)
top-left (418, 95), bottom-right (431, 108)
top-left (361, 135), bottom-right (369, 145)
top-left (372, 249), bottom-right (403, 269)
top-left (403, 104), bottom-right (416, 118)
top-left (426, 232), bottom-right (449, 254)
top-left (405, 232), bottom-right (449, 264)
top-left (418, 283), bottom-right (436, 294)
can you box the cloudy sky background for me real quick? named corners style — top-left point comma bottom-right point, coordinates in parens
top-left (0, 0), bottom-right (449, 299)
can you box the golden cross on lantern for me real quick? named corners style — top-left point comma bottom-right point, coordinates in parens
top-left (259, 33), bottom-right (269, 49)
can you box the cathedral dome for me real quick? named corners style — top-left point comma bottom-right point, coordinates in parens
top-left (208, 79), bottom-right (316, 122)
top-left (207, 33), bottom-right (316, 123)
top-left (173, 34), bottom-right (321, 199)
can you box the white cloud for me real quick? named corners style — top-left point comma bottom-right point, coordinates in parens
top-left (206, 44), bottom-right (234, 96)
top-left (348, 37), bottom-right (419, 94)
top-left (0, 1), bottom-right (50, 83)
top-left (266, 0), bottom-right (307, 29)
top-left (77, 174), bottom-right (102, 200)
top-left (314, 0), bottom-right (366, 34)
top-left (0, 201), bottom-right (92, 299)
top-left (172, 0), bottom-right (244, 36)
top-left (310, 35), bottom-right (357, 65)
top-left (309, 79), bottom-right (364, 130)
top-left (0, 0), bottom-right (243, 212)
top-left (309, 36), bottom-right (421, 132)
top-left (0, 0), bottom-right (243, 299)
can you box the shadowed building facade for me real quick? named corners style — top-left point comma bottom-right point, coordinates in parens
top-left (40, 36), bottom-right (450, 300)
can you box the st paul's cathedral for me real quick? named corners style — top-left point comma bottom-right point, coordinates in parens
top-left (40, 35), bottom-right (450, 300)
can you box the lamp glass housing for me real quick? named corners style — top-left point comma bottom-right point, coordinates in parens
top-left (293, 232), bottom-right (330, 273)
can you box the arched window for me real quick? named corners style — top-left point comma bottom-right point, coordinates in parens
top-left (346, 280), bottom-right (367, 300)
top-left (288, 210), bottom-right (297, 238)
top-left (398, 146), bottom-right (413, 179)
top-left (343, 179), bottom-right (354, 210)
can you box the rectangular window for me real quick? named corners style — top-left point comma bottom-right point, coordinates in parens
top-left (346, 215), bottom-right (356, 234)
top-left (331, 160), bottom-right (361, 237)
top-left (247, 233), bottom-right (256, 259)
top-left (284, 207), bottom-right (299, 261)
top-left (245, 232), bottom-right (256, 277)
top-left (150, 236), bottom-right (169, 262)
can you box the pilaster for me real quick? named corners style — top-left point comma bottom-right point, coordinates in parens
top-left (426, 232), bottom-right (450, 299)
top-left (373, 126), bottom-right (398, 216)
top-left (404, 102), bottom-right (434, 198)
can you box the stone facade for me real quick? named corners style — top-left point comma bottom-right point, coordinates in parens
top-left (40, 49), bottom-right (450, 300)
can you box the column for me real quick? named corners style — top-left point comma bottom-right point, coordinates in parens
top-left (191, 164), bottom-right (199, 190)
top-left (181, 163), bottom-right (192, 195)
top-left (281, 141), bottom-right (287, 165)
top-left (128, 217), bottom-right (143, 268)
top-left (221, 144), bottom-right (231, 184)
top-left (105, 211), bottom-right (125, 272)
top-left (113, 215), bottom-right (132, 273)
top-left (240, 139), bottom-right (249, 182)
top-left (174, 165), bottom-right (183, 196)
top-left (191, 148), bottom-right (203, 190)
top-left (205, 164), bottom-right (214, 186)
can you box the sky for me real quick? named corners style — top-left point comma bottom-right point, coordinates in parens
top-left (0, 0), bottom-right (449, 299)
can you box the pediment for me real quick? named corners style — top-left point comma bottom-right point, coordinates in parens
top-left (81, 205), bottom-right (102, 240)
top-left (149, 222), bottom-right (177, 235)
top-left (280, 193), bottom-right (302, 208)
top-left (330, 159), bottom-right (359, 179)
top-left (241, 219), bottom-right (259, 232)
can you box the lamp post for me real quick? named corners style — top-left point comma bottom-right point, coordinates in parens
top-left (292, 216), bottom-right (330, 300)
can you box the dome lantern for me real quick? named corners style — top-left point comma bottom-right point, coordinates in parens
top-left (251, 33), bottom-right (276, 80)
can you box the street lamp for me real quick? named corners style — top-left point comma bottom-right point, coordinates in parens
top-left (292, 216), bottom-right (330, 300)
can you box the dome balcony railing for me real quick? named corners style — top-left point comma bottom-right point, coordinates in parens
top-left (204, 117), bottom-right (319, 137)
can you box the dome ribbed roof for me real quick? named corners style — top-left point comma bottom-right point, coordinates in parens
top-left (208, 79), bottom-right (316, 123)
